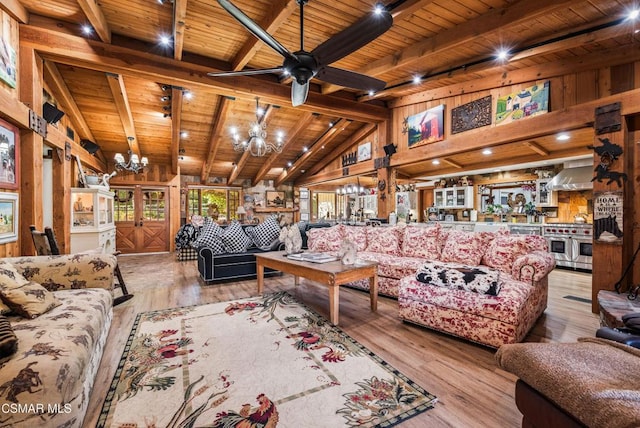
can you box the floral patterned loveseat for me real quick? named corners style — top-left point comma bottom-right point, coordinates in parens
top-left (0, 253), bottom-right (117, 427)
top-left (306, 224), bottom-right (555, 347)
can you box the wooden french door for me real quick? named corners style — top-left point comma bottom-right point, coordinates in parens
top-left (113, 186), bottom-right (169, 254)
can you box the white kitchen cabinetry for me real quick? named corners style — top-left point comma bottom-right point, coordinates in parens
top-left (433, 187), bottom-right (474, 209)
top-left (536, 179), bottom-right (558, 207)
top-left (70, 188), bottom-right (116, 253)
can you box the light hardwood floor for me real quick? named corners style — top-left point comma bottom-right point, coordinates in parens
top-left (83, 254), bottom-right (599, 427)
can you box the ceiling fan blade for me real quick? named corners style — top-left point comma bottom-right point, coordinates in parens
top-left (317, 66), bottom-right (386, 91)
top-left (311, 9), bottom-right (392, 66)
top-left (291, 80), bottom-right (309, 107)
top-left (208, 67), bottom-right (284, 77)
top-left (217, 0), bottom-right (297, 62)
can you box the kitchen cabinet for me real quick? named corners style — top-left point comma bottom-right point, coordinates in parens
top-left (71, 188), bottom-right (116, 253)
top-left (536, 179), bottom-right (558, 207)
top-left (434, 186), bottom-right (473, 209)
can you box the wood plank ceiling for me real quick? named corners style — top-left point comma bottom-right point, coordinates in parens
top-left (10, 0), bottom-right (640, 185)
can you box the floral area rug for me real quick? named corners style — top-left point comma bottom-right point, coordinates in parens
top-left (98, 292), bottom-right (437, 427)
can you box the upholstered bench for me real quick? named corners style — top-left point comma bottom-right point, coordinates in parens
top-left (496, 338), bottom-right (640, 427)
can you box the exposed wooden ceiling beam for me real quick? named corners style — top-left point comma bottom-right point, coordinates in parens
top-left (173, 0), bottom-right (188, 60)
top-left (19, 24), bottom-right (388, 123)
top-left (105, 73), bottom-right (140, 156)
top-left (232, 0), bottom-right (297, 71)
top-left (43, 61), bottom-right (108, 165)
top-left (0, 0), bottom-right (28, 23)
top-left (201, 97), bottom-right (232, 182)
top-left (390, 0), bottom-right (436, 21)
top-left (442, 158), bottom-right (463, 169)
top-left (388, 43), bottom-right (640, 109)
top-left (523, 141), bottom-right (550, 156)
top-left (305, 122), bottom-right (376, 177)
top-left (276, 118), bottom-right (347, 186)
top-left (228, 104), bottom-right (276, 184)
top-left (76, 0), bottom-right (111, 43)
top-left (321, 0), bottom-right (576, 94)
top-left (252, 111), bottom-right (316, 186)
top-left (171, 87), bottom-right (183, 174)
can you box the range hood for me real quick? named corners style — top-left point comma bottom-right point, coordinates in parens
top-left (546, 161), bottom-right (594, 191)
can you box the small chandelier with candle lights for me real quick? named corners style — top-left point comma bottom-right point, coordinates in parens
top-left (114, 137), bottom-right (149, 173)
top-left (230, 97), bottom-right (284, 157)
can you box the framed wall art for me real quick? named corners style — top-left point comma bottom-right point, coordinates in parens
top-left (0, 118), bottom-right (19, 189)
top-left (451, 95), bottom-right (492, 134)
top-left (0, 192), bottom-right (18, 244)
top-left (0, 37), bottom-right (17, 88)
top-left (266, 191), bottom-right (285, 207)
top-left (357, 141), bottom-right (372, 161)
top-left (495, 81), bottom-right (549, 126)
top-left (593, 191), bottom-right (623, 244)
top-left (407, 104), bottom-right (445, 148)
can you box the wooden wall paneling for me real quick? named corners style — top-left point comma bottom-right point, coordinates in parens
top-left (631, 126), bottom-right (640, 289)
top-left (0, 0), bottom-right (28, 24)
top-left (18, 46), bottom-right (44, 255)
top-left (563, 73), bottom-right (578, 108)
top-left (576, 70), bottom-right (598, 104)
top-left (52, 147), bottom-right (70, 253)
top-left (611, 63), bottom-right (634, 95)
top-left (548, 77), bottom-right (564, 113)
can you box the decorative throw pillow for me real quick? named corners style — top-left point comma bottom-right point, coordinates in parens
top-left (440, 230), bottom-right (489, 265)
top-left (247, 215), bottom-right (281, 248)
top-left (0, 262), bottom-right (61, 319)
top-left (364, 226), bottom-right (403, 255)
top-left (401, 224), bottom-right (441, 259)
top-left (0, 315), bottom-right (18, 358)
top-left (221, 221), bottom-right (252, 253)
top-left (342, 226), bottom-right (368, 251)
top-left (175, 223), bottom-right (199, 249)
top-left (483, 235), bottom-right (536, 273)
top-left (307, 225), bottom-right (344, 252)
top-left (191, 217), bottom-right (223, 249)
top-left (416, 261), bottom-right (502, 296)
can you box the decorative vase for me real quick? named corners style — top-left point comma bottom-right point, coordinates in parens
top-left (339, 239), bottom-right (357, 265)
top-left (279, 225), bottom-right (302, 255)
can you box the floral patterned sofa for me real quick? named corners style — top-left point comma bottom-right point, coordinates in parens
top-left (306, 223), bottom-right (555, 347)
top-left (0, 253), bottom-right (117, 427)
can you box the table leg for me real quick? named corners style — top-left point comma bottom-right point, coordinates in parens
top-left (369, 273), bottom-right (378, 312)
top-left (257, 262), bottom-right (264, 294)
top-left (329, 284), bottom-right (339, 325)
top-left (294, 275), bottom-right (300, 286)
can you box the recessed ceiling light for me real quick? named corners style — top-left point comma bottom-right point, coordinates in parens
top-left (413, 75), bottom-right (421, 84)
top-left (432, 159), bottom-right (440, 165)
top-left (159, 35), bottom-right (171, 46)
top-left (556, 133), bottom-right (570, 141)
top-left (183, 91), bottom-right (193, 100)
top-left (287, 161), bottom-right (292, 167)
top-left (302, 146), bottom-right (308, 152)
top-left (482, 149), bottom-right (492, 155)
top-left (629, 9), bottom-right (639, 20)
top-left (368, 90), bottom-right (375, 96)
top-left (374, 4), bottom-right (384, 15)
top-left (81, 25), bottom-right (93, 35)
top-left (496, 49), bottom-right (510, 61)
top-left (180, 131), bottom-right (188, 138)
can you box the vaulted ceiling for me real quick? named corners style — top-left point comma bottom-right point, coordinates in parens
top-left (9, 0), bottom-right (640, 186)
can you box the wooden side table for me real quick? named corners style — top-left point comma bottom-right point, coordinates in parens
top-left (597, 290), bottom-right (640, 328)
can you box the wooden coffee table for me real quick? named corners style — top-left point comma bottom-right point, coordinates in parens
top-left (255, 251), bottom-right (378, 325)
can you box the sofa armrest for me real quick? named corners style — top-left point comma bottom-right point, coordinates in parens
top-left (5, 254), bottom-right (117, 291)
top-left (511, 250), bottom-right (556, 284)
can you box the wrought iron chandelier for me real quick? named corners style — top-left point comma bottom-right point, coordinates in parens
top-left (114, 137), bottom-right (149, 173)
top-left (231, 97), bottom-right (284, 157)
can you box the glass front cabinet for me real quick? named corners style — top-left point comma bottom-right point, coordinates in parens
top-left (433, 186), bottom-right (474, 209)
top-left (71, 188), bottom-right (116, 253)
top-left (536, 179), bottom-right (558, 207)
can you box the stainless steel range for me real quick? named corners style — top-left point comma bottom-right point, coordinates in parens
top-left (542, 223), bottom-right (593, 270)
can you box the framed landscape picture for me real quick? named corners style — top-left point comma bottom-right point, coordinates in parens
top-left (0, 37), bottom-right (17, 88)
top-left (0, 192), bottom-right (18, 244)
top-left (0, 118), bottom-right (19, 189)
top-left (495, 81), bottom-right (549, 126)
top-left (266, 191), bottom-right (285, 207)
top-left (407, 104), bottom-right (445, 148)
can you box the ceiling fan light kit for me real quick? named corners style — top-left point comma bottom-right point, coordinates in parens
top-left (209, 0), bottom-right (392, 106)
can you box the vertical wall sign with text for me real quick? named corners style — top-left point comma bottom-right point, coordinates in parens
top-left (593, 191), bottom-right (623, 244)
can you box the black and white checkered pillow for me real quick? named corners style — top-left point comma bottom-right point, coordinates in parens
top-left (222, 221), bottom-right (252, 253)
top-left (191, 218), bottom-right (223, 249)
top-left (207, 238), bottom-right (227, 255)
top-left (247, 215), bottom-right (281, 248)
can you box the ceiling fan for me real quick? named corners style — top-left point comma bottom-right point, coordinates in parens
top-left (208, 0), bottom-right (393, 106)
